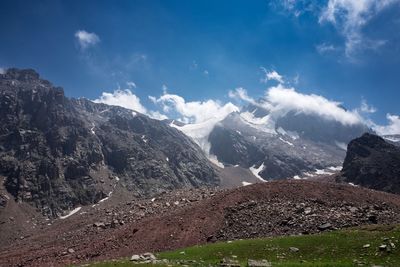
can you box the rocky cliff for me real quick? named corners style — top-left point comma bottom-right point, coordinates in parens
top-left (0, 68), bottom-right (217, 217)
top-left (337, 133), bottom-right (400, 194)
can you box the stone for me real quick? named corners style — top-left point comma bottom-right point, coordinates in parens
top-left (304, 207), bottom-right (312, 215)
top-left (318, 223), bottom-right (332, 231)
top-left (247, 259), bottom-right (272, 267)
top-left (130, 254), bottom-right (140, 261)
top-left (67, 248), bottom-right (75, 254)
top-left (378, 244), bottom-right (387, 251)
top-left (220, 258), bottom-right (240, 267)
top-left (289, 247), bottom-right (299, 252)
top-left (93, 222), bottom-right (105, 228)
top-left (142, 252), bottom-right (156, 260)
top-left (362, 244), bottom-right (370, 248)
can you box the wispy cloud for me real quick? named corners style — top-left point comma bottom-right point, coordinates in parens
top-left (316, 43), bottom-right (338, 54)
top-left (126, 81), bottom-right (136, 89)
top-left (260, 67), bottom-right (284, 84)
top-left (75, 30), bottom-right (100, 50)
top-left (359, 98), bottom-right (377, 114)
top-left (319, 0), bottom-right (399, 58)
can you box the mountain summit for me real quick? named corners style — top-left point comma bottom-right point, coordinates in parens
top-left (0, 69), bottom-right (218, 217)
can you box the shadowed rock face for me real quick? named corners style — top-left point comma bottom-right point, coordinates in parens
top-left (337, 133), bottom-right (400, 194)
top-left (0, 68), bottom-right (217, 217)
top-left (208, 107), bottom-right (370, 180)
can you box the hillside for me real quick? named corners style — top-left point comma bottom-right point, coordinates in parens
top-left (2, 180), bottom-right (400, 266)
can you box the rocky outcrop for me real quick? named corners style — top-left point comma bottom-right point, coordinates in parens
top-left (337, 133), bottom-right (400, 194)
top-left (0, 68), bottom-right (217, 217)
top-left (208, 111), bottom-right (364, 180)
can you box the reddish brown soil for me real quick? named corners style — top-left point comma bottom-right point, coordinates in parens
top-left (2, 180), bottom-right (400, 267)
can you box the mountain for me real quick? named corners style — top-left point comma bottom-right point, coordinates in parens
top-left (337, 133), bottom-right (400, 194)
top-left (0, 68), bottom-right (218, 217)
top-left (203, 104), bottom-right (371, 181)
top-left (383, 134), bottom-right (400, 147)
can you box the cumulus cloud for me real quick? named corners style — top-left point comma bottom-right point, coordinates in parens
top-left (230, 85), bottom-right (363, 126)
top-left (374, 114), bottom-right (400, 135)
top-left (319, 0), bottom-right (398, 57)
top-left (75, 30), bottom-right (100, 49)
top-left (94, 89), bottom-right (169, 120)
top-left (94, 89), bottom-right (147, 114)
top-left (151, 92), bottom-right (239, 124)
top-left (260, 67), bottom-right (284, 84)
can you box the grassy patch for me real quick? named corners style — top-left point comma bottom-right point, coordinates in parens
top-left (86, 224), bottom-right (400, 267)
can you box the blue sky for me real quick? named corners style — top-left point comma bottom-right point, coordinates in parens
top-left (1, 0), bottom-right (400, 132)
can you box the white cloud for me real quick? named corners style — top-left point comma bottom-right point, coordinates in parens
top-left (374, 114), bottom-right (400, 135)
top-left (203, 70), bottom-right (209, 76)
top-left (230, 85), bottom-right (363, 126)
top-left (151, 92), bottom-right (239, 124)
top-left (126, 81), bottom-right (136, 89)
top-left (360, 99), bottom-right (377, 113)
top-left (75, 30), bottom-right (100, 49)
top-left (260, 67), bottom-right (284, 84)
top-left (266, 84), bottom-right (363, 125)
top-left (94, 89), bottom-right (168, 120)
top-left (319, 0), bottom-right (399, 57)
top-left (316, 43), bottom-right (337, 54)
top-left (94, 89), bottom-right (147, 114)
top-left (229, 87), bottom-right (258, 106)
top-left (0, 67), bottom-right (6, 74)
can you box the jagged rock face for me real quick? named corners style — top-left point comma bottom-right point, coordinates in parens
top-left (208, 107), bottom-right (370, 180)
top-left (0, 68), bottom-right (217, 217)
top-left (337, 133), bottom-right (400, 194)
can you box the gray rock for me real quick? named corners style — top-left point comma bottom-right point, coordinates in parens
top-left (318, 223), bottom-right (332, 231)
top-left (67, 248), bottom-right (75, 254)
top-left (130, 254), bottom-right (140, 261)
top-left (247, 259), bottom-right (272, 267)
top-left (289, 247), bottom-right (300, 252)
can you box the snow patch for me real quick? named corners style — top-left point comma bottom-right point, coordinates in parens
top-left (209, 154), bottom-right (224, 168)
top-left (60, 207), bottom-right (81, 219)
top-left (315, 169), bottom-right (334, 175)
top-left (141, 135), bottom-right (148, 143)
top-left (239, 112), bottom-right (276, 134)
top-left (166, 157), bottom-right (169, 162)
top-left (132, 111), bottom-right (137, 117)
top-left (279, 137), bottom-right (294, 146)
top-left (293, 175), bottom-right (302, 180)
top-left (348, 182), bottom-right (358, 187)
top-left (328, 166), bottom-right (342, 171)
top-left (242, 181), bottom-right (252, 186)
top-left (90, 123), bottom-right (96, 135)
top-left (249, 163), bottom-right (267, 182)
top-left (384, 136), bottom-right (400, 143)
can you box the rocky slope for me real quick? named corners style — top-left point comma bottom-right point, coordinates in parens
top-left (2, 180), bottom-right (400, 267)
top-left (337, 133), bottom-right (400, 194)
top-left (0, 68), bottom-right (217, 217)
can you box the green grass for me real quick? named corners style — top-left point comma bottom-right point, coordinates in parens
top-left (86, 224), bottom-right (400, 267)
